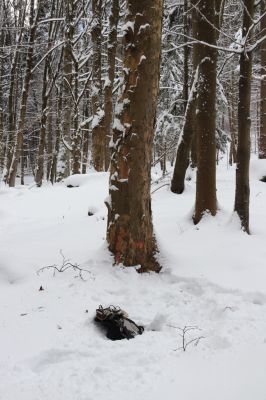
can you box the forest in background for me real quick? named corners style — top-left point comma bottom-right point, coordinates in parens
top-left (1, 0), bottom-right (266, 270)
top-left (1, 3), bottom-right (266, 398)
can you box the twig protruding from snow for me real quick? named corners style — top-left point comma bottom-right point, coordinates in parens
top-left (37, 250), bottom-right (91, 281)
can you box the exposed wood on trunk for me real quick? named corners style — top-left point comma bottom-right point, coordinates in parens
top-left (107, 0), bottom-right (163, 272)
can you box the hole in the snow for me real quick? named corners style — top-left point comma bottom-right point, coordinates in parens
top-left (260, 176), bottom-right (266, 183)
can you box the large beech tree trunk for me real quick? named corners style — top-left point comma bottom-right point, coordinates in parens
top-left (193, 0), bottom-right (218, 224)
top-left (234, 0), bottom-right (254, 233)
top-left (106, 0), bottom-right (163, 272)
top-left (259, 1), bottom-right (266, 159)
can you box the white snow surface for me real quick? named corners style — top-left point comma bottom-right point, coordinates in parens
top-left (1, 158), bottom-right (266, 400)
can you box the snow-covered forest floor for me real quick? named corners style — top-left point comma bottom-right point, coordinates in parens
top-left (1, 158), bottom-right (266, 400)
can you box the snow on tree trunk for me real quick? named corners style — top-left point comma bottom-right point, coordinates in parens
top-left (7, 0), bottom-right (39, 187)
top-left (193, 0), bottom-right (218, 224)
top-left (234, 0), bottom-right (254, 233)
top-left (171, 1), bottom-right (199, 194)
top-left (103, 0), bottom-right (119, 171)
top-left (106, 0), bottom-right (163, 272)
top-left (91, 0), bottom-right (104, 172)
top-left (259, 1), bottom-right (266, 159)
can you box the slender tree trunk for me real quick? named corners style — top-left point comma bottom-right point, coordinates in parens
top-left (0, 0), bottom-right (3, 173)
top-left (103, 0), bottom-right (119, 171)
top-left (183, 0), bottom-right (189, 113)
top-left (228, 71), bottom-right (237, 165)
top-left (71, 59), bottom-right (81, 174)
top-left (50, 87), bottom-right (62, 184)
top-left (8, 0), bottom-right (39, 187)
top-left (193, 0), bottom-right (218, 224)
top-left (81, 98), bottom-right (90, 174)
top-left (171, 2), bottom-right (198, 194)
top-left (46, 97), bottom-right (53, 181)
top-left (0, 59), bottom-right (3, 172)
top-left (91, 0), bottom-right (104, 171)
top-left (4, 5), bottom-right (26, 182)
top-left (234, 0), bottom-right (254, 233)
top-left (59, 0), bottom-right (74, 180)
top-left (36, 2), bottom-right (56, 186)
top-left (20, 137), bottom-right (25, 185)
top-left (106, 0), bottom-right (163, 272)
top-left (259, 0), bottom-right (266, 159)
top-left (35, 59), bottom-right (49, 186)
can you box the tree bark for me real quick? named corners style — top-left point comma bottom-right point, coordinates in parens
top-left (193, 0), bottom-right (218, 224)
top-left (234, 0), bottom-right (254, 233)
top-left (106, 0), bottom-right (163, 272)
